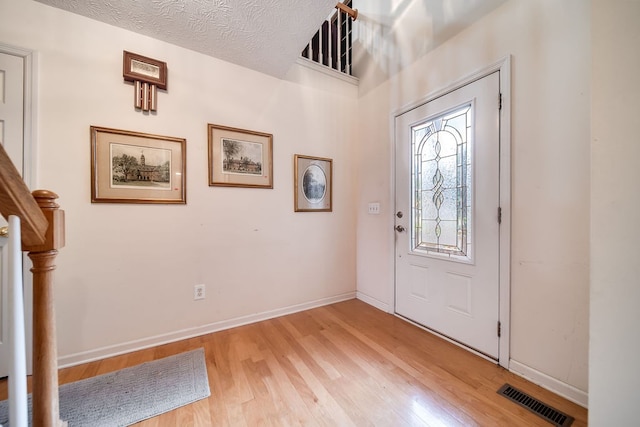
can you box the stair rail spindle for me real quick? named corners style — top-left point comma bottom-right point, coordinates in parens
top-left (337, 10), bottom-right (342, 72)
top-left (8, 215), bottom-right (28, 427)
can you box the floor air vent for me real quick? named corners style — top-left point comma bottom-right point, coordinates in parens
top-left (497, 384), bottom-right (574, 427)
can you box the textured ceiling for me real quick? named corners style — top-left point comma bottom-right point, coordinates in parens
top-left (34, 0), bottom-right (337, 78)
top-left (34, 0), bottom-right (508, 81)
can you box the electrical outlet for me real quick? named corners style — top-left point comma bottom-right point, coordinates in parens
top-left (194, 284), bottom-right (205, 300)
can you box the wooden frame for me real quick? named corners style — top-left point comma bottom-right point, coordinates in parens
top-left (294, 154), bottom-right (332, 212)
top-left (123, 51), bottom-right (167, 89)
top-left (208, 124), bottom-right (273, 189)
top-left (90, 126), bottom-right (186, 204)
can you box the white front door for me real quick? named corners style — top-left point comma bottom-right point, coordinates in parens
top-left (0, 50), bottom-right (27, 377)
top-left (394, 71), bottom-right (501, 359)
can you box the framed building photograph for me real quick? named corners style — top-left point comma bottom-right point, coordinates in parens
top-left (90, 126), bottom-right (186, 204)
top-left (208, 124), bottom-right (273, 188)
top-left (294, 154), bottom-right (332, 212)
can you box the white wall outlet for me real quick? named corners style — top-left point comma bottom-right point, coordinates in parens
top-left (368, 202), bottom-right (381, 215)
top-left (194, 284), bottom-right (205, 300)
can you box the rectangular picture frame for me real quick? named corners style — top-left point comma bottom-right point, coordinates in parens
top-left (294, 154), bottom-right (333, 212)
top-left (208, 124), bottom-right (273, 189)
top-left (90, 126), bottom-right (186, 204)
top-left (123, 51), bottom-right (168, 89)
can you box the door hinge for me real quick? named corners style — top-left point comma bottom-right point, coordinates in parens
top-left (498, 93), bottom-right (503, 110)
top-left (497, 321), bottom-right (502, 337)
top-left (498, 207), bottom-right (502, 224)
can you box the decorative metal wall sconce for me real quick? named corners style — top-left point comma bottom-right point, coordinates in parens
top-left (123, 51), bottom-right (167, 112)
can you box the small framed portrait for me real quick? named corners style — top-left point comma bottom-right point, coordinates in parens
top-left (294, 154), bottom-right (332, 212)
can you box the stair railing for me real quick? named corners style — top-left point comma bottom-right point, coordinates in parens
top-left (301, 1), bottom-right (358, 76)
top-left (0, 143), bottom-right (66, 427)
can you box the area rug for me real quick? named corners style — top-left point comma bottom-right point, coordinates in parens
top-left (0, 348), bottom-right (210, 426)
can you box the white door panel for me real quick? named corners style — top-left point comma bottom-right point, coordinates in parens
top-left (0, 52), bottom-right (24, 173)
top-left (395, 72), bottom-right (500, 359)
top-left (0, 51), bottom-right (26, 377)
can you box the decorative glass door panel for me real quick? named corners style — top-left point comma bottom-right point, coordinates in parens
top-left (411, 104), bottom-right (472, 262)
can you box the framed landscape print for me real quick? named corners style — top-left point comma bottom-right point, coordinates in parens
top-left (294, 154), bottom-right (332, 212)
top-left (207, 124), bottom-right (273, 188)
top-left (90, 126), bottom-right (186, 204)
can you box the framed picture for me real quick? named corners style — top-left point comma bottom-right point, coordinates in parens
top-left (294, 154), bottom-right (332, 212)
top-left (90, 126), bottom-right (186, 204)
top-left (207, 124), bottom-right (273, 188)
top-left (122, 51), bottom-right (167, 89)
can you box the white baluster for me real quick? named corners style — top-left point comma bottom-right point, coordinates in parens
top-left (8, 215), bottom-right (28, 427)
top-left (328, 20), bottom-right (333, 69)
top-left (347, 18), bottom-right (352, 75)
top-left (337, 11), bottom-right (342, 72)
top-left (319, 23), bottom-right (323, 65)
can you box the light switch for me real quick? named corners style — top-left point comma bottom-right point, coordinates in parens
top-left (368, 202), bottom-right (381, 215)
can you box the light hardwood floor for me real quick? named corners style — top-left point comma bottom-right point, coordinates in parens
top-left (1, 299), bottom-right (587, 426)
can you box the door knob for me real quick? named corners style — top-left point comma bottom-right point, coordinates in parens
top-left (0, 226), bottom-right (8, 237)
top-left (396, 211), bottom-right (403, 218)
top-left (395, 225), bottom-right (405, 232)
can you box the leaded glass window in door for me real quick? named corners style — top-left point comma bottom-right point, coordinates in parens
top-left (411, 103), bottom-right (472, 261)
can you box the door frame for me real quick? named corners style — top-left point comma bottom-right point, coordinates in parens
top-left (0, 43), bottom-right (38, 374)
top-left (390, 56), bottom-right (511, 368)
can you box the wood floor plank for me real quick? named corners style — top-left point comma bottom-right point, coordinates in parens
top-left (286, 351), bottom-right (357, 426)
top-left (189, 396), bottom-right (213, 427)
top-left (0, 299), bottom-right (588, 426)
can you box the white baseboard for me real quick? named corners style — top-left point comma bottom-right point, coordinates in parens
top-left (58, 292), bottom-right (356, 368)
top-left (356, 291), bottom-right (391, 313)
top-left (509, 359), bottom-right (588, 408)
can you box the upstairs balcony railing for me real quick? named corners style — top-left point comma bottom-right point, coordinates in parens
top-left (301, 1), bottom-right (357, 76)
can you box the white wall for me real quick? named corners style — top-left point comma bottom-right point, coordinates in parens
top-left (590, 1), bottom-right (640, 424)
top-left (354, 0), bottom-right (590, 403)
top-left (0, 0), bottom-right (358, 363)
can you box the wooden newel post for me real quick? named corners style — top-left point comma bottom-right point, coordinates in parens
top-left (22, 190), bottom-right (66, 427)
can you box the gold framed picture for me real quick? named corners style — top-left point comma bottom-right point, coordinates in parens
top-left (122, 51), bottom-right (167, 89)
top-left (294, 154), bottom-right (333, 212)
top-left (207, 124), bottom-right (273, 189)
top-left (90, 126), bottom-right (186, 204)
